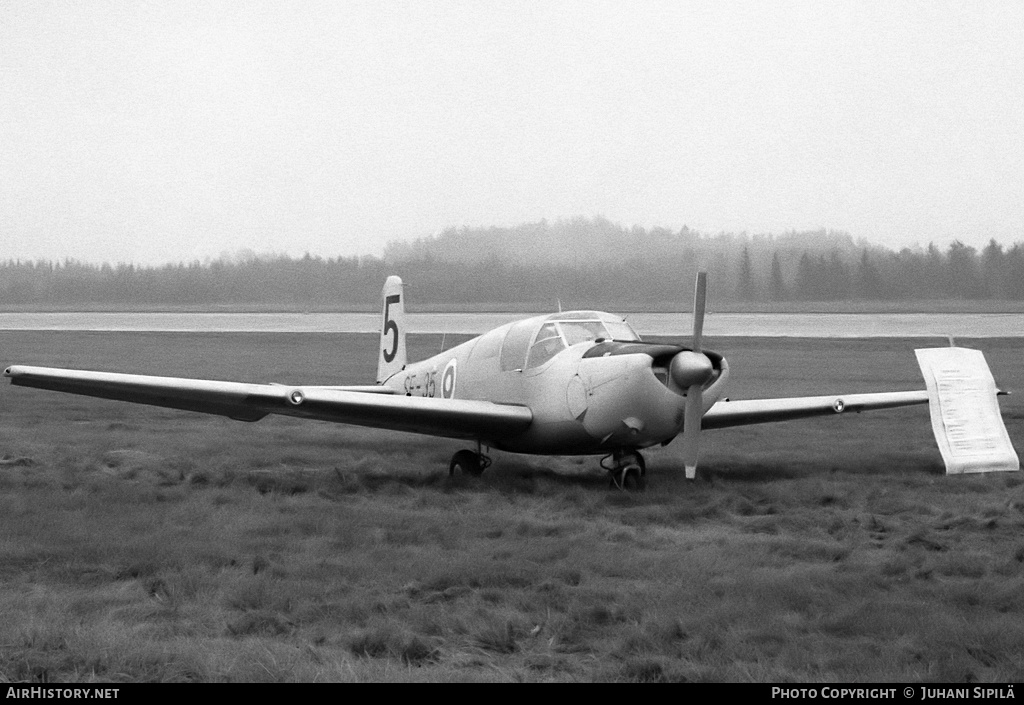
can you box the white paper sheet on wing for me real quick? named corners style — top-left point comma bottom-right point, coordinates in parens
top-left (916, 347), bottom-right (1019, 474)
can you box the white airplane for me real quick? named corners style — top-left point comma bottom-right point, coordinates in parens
top-left (4, 273), bottom-right (954, 489)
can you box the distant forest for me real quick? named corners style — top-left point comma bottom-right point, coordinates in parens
top-left (2, 218), bottom-right (1024, 310)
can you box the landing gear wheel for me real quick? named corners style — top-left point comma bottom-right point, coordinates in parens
top-left (605, 450), bottom-right (646, 491)
top-left (450, 449), bottom-right (485, 477)
top-left (621, 465), bottom-right (645, 491)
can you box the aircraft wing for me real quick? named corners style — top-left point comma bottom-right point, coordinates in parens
top-left (702, 390), bottom-right (929, 429)
top-left (4, 365), bottom-right (532, 441)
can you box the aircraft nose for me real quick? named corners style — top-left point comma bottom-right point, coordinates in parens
top-left (669, 351), bottom-right (714, 391)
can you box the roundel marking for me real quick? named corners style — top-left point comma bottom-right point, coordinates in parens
top-left (441, 359), bottom-right (457, 399)
top-left (832, 398), bottom-right (845, 413)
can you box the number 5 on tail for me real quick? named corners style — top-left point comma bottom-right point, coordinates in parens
top-left (377, 276), bottom-right (406, 383)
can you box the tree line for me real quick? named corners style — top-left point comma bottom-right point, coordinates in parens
top-left (2, 219), bottom-right (1023, 308)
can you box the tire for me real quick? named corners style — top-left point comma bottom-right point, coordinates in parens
top-left (449, 449), bottom-right (483, 477)
top-left (622, 466), bottom-right (645, 491)
top-left (609, 464), bottom-right (645, 491)
top-left (619, 452), bottom-right (646, 477)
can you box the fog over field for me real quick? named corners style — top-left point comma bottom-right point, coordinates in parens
top-left (3, 220), bottom-right (1024, 309)
top-left (3, 2), bottom-right (1023, 266)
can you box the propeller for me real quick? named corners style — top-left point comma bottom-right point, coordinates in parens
top-left (676, 271), bottom-right (710, 480)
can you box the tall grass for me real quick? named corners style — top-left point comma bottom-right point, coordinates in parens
top-left (0, 332), bottom-right (1021, 681)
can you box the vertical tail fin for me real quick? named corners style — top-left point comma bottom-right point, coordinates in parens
top-left (377, 276), bottom-right (406, 383)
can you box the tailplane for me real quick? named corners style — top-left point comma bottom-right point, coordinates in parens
top-left (377, 276), bottom-right (407, 383)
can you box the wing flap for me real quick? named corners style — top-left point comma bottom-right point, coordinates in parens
top-left (274, 384), bottom-right (397, 395)
top-left (4, 365), bottom-right (531, 440)
top-left (311, 385), bottom-right (397, 394)
top-left (702, 390), bottom-right (929, 429)
top-left (284, 388), bottom-right (532, 440)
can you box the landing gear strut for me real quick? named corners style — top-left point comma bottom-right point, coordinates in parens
top-left (603, 449), bottom-right (646, 491)
top-left (449, 443), bottom-right (492, 477)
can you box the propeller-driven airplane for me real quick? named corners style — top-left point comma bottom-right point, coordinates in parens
top-left (4, 273), bottom-right (956, 489)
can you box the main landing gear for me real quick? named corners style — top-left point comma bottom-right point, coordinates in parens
top-left (448, 445), bottom-right (646, 490)
top-left (449, 444), bottom-right (492, 477)
top-left (603, 449), bottom-right (646, 491)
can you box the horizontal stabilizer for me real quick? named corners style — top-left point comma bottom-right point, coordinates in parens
top-left (915, 347), bottom-right (1020, 474)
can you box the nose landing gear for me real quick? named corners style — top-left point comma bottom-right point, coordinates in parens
top-left (603, 449), bottom-right (646, 491)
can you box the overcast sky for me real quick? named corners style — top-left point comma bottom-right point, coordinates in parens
top-left (3, 1), bottom-right (1022, 265)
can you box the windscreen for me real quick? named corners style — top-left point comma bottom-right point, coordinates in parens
top-left (559, 320), bottom-right (608, 346)
top-left (602, 318), bottom-right (640, 342)
top-left (506, 313), bottom-right (642, 371)
top-left (547, 312), bottom-right (640, 343)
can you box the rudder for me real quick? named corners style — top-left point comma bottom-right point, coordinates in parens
top-left (377, 276), bottom-right (407, 383)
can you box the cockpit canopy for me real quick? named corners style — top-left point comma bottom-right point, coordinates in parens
top-left (486, 311), bottom-right (641, 372)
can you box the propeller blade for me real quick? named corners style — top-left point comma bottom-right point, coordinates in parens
top-left (683, 270), bottom-right (708, 480)
top-left (682, 385), bottom-right (702, 480)
top-left (692, 271), bottom-right (707, 353)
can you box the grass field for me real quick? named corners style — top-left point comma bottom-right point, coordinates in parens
top-left (0, 331), bottom-right (1022, 682)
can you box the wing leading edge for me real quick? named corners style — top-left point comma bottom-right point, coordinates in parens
top-left (4, 365), bottom-right (532, 441)
top-left (702, 390), bottom-right (929, 429)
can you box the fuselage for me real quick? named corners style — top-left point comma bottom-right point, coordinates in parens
top-left (382, 311), bottom-right (729, 455)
